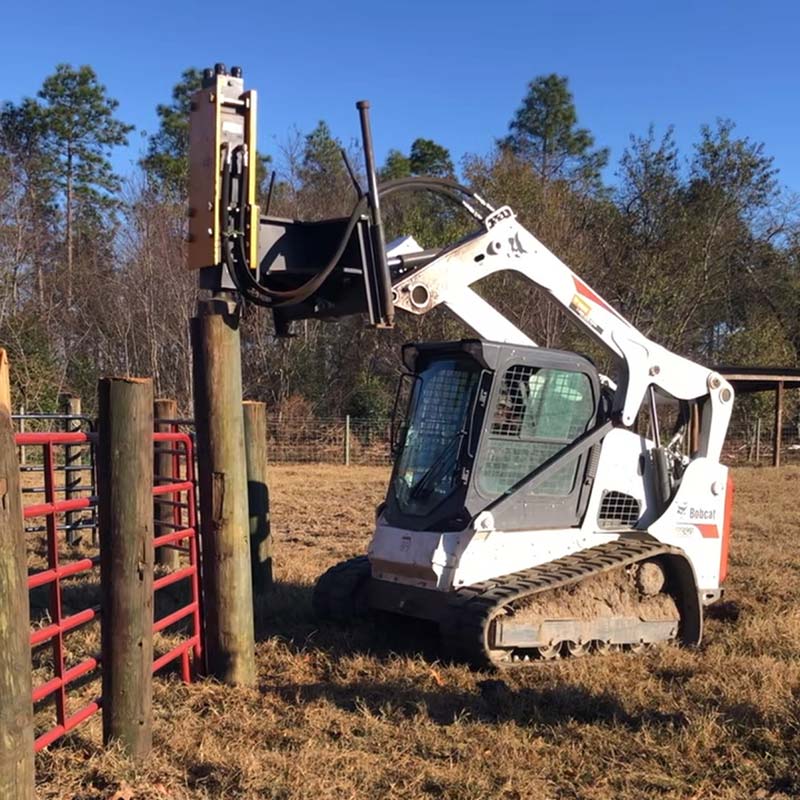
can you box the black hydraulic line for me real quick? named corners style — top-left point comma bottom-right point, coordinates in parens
top-left (222, 144), bottom-right (369, 306)
top-left (221, 152), bottom-right (493, 309)
top-left (386, 249), bottom-right (441, 271)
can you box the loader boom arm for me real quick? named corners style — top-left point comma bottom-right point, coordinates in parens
top-left (390, 206), bottom-right (734, 462)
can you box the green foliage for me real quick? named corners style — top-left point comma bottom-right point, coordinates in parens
top-left (0, 312), bottom-right (61, 411)
top-left (345, 372), bottom-right (392, 421)
top-left (690, 119), bottom-right (778, 217)
top-left (141, 67), bottom-right (203, 195)
top-left (409, 138), bottom-right (454, 177)
top-left (380, 149), bottom-right (411, 180)
top-left (503, 74), bottom-right (608, 191)
top-left (37, 64), bottom-right (133, 205)
top-left (380, 137), bottom-right (464, 247)
top-left (300, 121), bottom-right (346, 183)
top-left (294, 121), bottom-right (353, 218)
top-left (1, 60), bottom-right (798, 430)
top-left (721, 314), bottom-right (797, 423)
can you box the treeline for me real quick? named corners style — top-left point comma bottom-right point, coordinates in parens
top-left (0, 66), bottom-right (798, 427)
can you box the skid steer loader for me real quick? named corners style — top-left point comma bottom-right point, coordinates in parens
top-left (188, 64), bottom-right (735, 668)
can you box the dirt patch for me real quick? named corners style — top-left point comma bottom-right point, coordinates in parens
top-left (511, 567), bottom-right (679, 622)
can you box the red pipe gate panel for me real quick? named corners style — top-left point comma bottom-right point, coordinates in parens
top-left (152, 431), bottom-right (203, 681)
top-left (19, 431), bottom-right (101, 751)
top-left (17, 429), bottom-right (203, 752)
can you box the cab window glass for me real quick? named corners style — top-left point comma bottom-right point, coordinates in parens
top-left (479, 366), bottom-right (594, 497)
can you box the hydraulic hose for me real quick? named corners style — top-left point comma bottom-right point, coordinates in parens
top-left (221, 161), bottom-right (493, 309)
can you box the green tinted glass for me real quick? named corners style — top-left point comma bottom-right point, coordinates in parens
top-left (479, 366), bottom-right (594, 497)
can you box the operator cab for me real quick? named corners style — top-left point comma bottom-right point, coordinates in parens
top-left (385, 340), bottom-right (602, 533)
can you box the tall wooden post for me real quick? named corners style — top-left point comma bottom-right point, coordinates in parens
top-left (773, 382), bottom-right (784, 468)
top-left (59, 393), bottom-right (82, 545)
top-left (191, 300), bottom-right (256, 686)
top-left (154, 398), bottom-right (180, 570)
top-left (97, 377), bottom-right (154, 760)
top-left (0, 349), bottom-right (35, 799)
top-left (243, 401), bottom-right (273, 594)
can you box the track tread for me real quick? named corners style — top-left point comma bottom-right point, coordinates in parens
top-left (442, 538), bottom-right (685, 668)
top-left (312, 555), bottom-right (371, 622)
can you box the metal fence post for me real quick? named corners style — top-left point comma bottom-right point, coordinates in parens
top-left (97, 377), bottom-right (154, 760)
top-left (154, 398), bottom-right (180, 570)
top-left (243, 401), bottom-right (273, 594)
top-left (344, 414), bottom-right (351, 466)
top-left (191, 301), bottom-right (256, 686)
top-left (773, 382), bottom-right (784, 468)
top-left (59, 393), bottom-right (82, 545)
top-left (0, 349), bottom-right (35, 799)
top-left (755, 418), bottom-right (762, 464)
top-left (18, 405), bottom-right (25, 466)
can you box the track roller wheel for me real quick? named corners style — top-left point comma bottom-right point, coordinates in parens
top-left (536, 642), bottom-right (562, 661)
top-left (594, 640), bottom-right (621, 656)
top-left (565, 640), bottom-right (591, 657)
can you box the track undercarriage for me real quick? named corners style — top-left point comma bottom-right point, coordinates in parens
top-left (313, 539), bottom-right (701, 670)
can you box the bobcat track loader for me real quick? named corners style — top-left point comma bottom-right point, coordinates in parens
top-left (188, 65), bottom-right (735, 668)
top-left (312, 208), bottom-right (735, 667)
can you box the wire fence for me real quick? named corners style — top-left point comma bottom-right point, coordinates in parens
top-left (722, 418), bottom-right (800, 465)
top-left (266, 415), bottom-right (392, 466)
top-left (14, 411), bottom-right (800, 469)
top-left (264, 414), bottom-right (800, 468)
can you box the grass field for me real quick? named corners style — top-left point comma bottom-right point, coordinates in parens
top-left (35, 464), bottom-right (800, 800)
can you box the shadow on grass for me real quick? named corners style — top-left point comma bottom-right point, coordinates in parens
top-left (253, 580), bottom-right (693, 731)
top-left (254, 578), bottom-right (442, 662)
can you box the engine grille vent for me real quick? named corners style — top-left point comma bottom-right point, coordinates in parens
top-left (598, 491), bottom-right (641, 529)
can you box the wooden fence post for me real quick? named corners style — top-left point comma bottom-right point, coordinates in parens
top-left (191, 302), bottom-right (256, 686)
top-left (59, 393), bottom-right (82, 545)
top-left (97, 377), bottom-right (154, 760)
top-left (154, 398), bottom-right (180, 570)
top-left (0, 349), bottom-right (35, 799)
top-left (243, 401), bottom-right (273, 594)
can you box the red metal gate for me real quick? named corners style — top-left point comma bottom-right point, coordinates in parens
top-left (18, 428), bottom-right (203, 752)
top-left (151, 431), bottom-right (202, 681)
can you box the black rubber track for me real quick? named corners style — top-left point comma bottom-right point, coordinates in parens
top-left (312, 555), bottom-right (371, 622)
top-left (440, 538), bottom-right (688, 669)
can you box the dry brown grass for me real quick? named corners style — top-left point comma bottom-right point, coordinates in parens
top-left (33, 465), bottom-right (800, 800)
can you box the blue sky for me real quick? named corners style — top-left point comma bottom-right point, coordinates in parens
top-left (2, 0), bottom-right (799, 192)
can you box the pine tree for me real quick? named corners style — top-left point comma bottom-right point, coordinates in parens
top-left (36, 64), bottom-right (133, 303)
top-left (142, 67), bottom-right (203, 195)
top-left (504, 74), bottom-right (608, 191)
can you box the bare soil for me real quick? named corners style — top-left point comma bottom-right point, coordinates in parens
top-left (32, 464), bottom-right (800, 800)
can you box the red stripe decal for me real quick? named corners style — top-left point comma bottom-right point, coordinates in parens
top-left (696, 523), bottom-right (719, 539)
top-left (719, 478), bottom-right (734, 582)
top-left (573, 277), bottom-right (614, 314)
